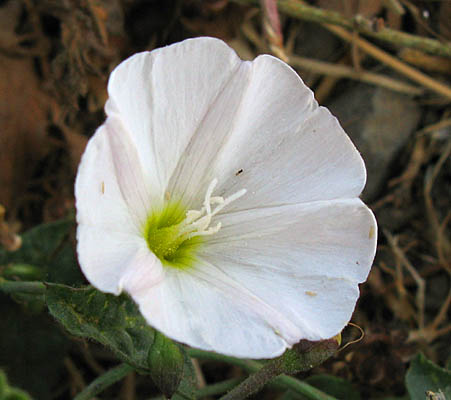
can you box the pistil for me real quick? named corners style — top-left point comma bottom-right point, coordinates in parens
top-left (146, 179), bottom-right (246, 263)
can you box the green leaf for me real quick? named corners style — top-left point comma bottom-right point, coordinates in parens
top-left (172, 354), bottom-right (197, 400)
top-left (0, 294), bottom-right (69, 399)
top-left (148, 331), bottom-right (185, 398)
top-left (0, 218), bottom-right (83, 286)
top-left (406, 353), bottom-right (451, 400)
top-left (0, 219), bottom-right (70, 265)
top-left (1, 264), bottom-right (45, 281)
top-left (0, 370), bottom-right (32, 400)
top-left (46, 283), bottom-right (156, 371)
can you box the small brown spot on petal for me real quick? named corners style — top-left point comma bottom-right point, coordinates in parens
top-left (101, 181), bottom-right (105, 194)
top-left (305, 291), bottom-right (317, 297)
top-left (369, 225), bottom-right (375, 239)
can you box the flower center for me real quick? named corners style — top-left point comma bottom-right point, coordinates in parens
top-left (145, 179), bottom-right (246, 268)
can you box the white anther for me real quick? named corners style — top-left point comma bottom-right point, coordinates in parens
top-left (211, 189), bottom-right (247, 217)
top-left (204, 178), bottom-right (218, 216)
top-left (179, 179), bottom-right (245, 240)
top-left (185, 210), bottom-right (202, 224)
top-left (192, 214), bottom-right (211, 231)
top-left (188, 222), bottom-right (222, 239)
top-left (210, 196), bottom-right (224, 205)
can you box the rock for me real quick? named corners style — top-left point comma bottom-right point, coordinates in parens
top-left (328, 85), bottom-right (421, 200)
top-left (295, 21), bottom-right (341, 61)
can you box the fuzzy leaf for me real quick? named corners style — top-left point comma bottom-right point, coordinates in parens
top-left (171, 355), bottom-right (197, 400)
top-left (406, 353), bottom-right (451, 400)
top-left (148, 331), bottom-right (185, 398)
top-left (46, 284), bottom-right (156, 371)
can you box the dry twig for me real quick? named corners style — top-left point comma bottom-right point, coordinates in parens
top-left (423, 140), bottom-right (451, 267)
top-left (233, 0), bottom-right (451, 57)
top-left (289, 55), bottom-right (423, 95)
top-left (385, 230), bottom-right (426, 330)
top-left (234, 0), bottom-right (451, 99)
top-left (324, 24), bottom-right (451, 100)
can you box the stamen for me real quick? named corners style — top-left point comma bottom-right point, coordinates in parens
top-left (177, 179), bottom-right (246, 240)
top-left (210, 196), bottom-right (224, 205)
top-left (204, 178), bottom-right (218, 216)
top-left (188, 222), bottom-right (222, 239)
top-left (146, 179), bottom-right (246, 263)
top-left (211, 188), bottom-right (247, 217)
top-left (185, 210), bottom-right (202, 224)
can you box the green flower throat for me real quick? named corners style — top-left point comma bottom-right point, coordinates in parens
top-left (144, 179), bottom-right (246, 270)
top-left (145, 202), bottom-right (202, 269)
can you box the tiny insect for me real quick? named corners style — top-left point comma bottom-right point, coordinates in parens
top-left (235, 169), bottom-right (243, 176)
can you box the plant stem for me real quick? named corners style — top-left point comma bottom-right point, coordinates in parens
top-left (233, 0), bottom-right (451, 58)
top-left (219, 359), bottom-right (283, 400)
top-left (276, 374), bottom-right (336, 400)
top-left (324, 23), bottom-right (451, 100)
top-left (74, 363), bottom-right (134, 400)
top-left (234, 0), bottom-right (451, 99)
top-left (187, 348), bottom-right (336, 400)
top-left (0, 278), bottom-right (46, 295)
top-left (196, 378), bottom-right (244, 398)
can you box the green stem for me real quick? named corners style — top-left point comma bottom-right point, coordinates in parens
top-left (276, 375), bottom-right (336, 400)
top-left (233, 0), bottom-right (451, 58)
top-left (220, 359), bottom-right (284, 400)
top-left (0, 278), bottom-right (46, 295)
top-left (187, 348), bottom-right (336, 400)
top-left (196, 378), bottom-right (244, 398)
top-left (74, 363), bottom-right (134, 400)
top-left (1, 263), bottom-right (45, 280)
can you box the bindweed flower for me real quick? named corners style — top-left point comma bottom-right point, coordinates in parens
top-left (75, 37), bottom-right (377, 359)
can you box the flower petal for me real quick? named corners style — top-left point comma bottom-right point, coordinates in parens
top-left (118, 245), bottom-right (164, 295)
top-left (105, 37), bottom-right (243, 197)
top-left (209, 55), bottom-right (366, 209)
top-left (76, 226), bottom-right (145, 294)
top-left (205, 198), bottom-right (377, 283)
top-left (75, 115), bottom-right (158, 233)
top-left (125, 265), bottom-right (290, 359)
top-left (195, 198), bottom-right (377, 341)
top-left (78, 225), bottom-right (163, 295)
top-left (76, 114), bottom-right (163, 294)
top-left (165, 59), bottom-right (252, 207)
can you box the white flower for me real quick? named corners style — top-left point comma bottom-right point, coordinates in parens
top-left (75, 37), bottom-right (377, 359)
